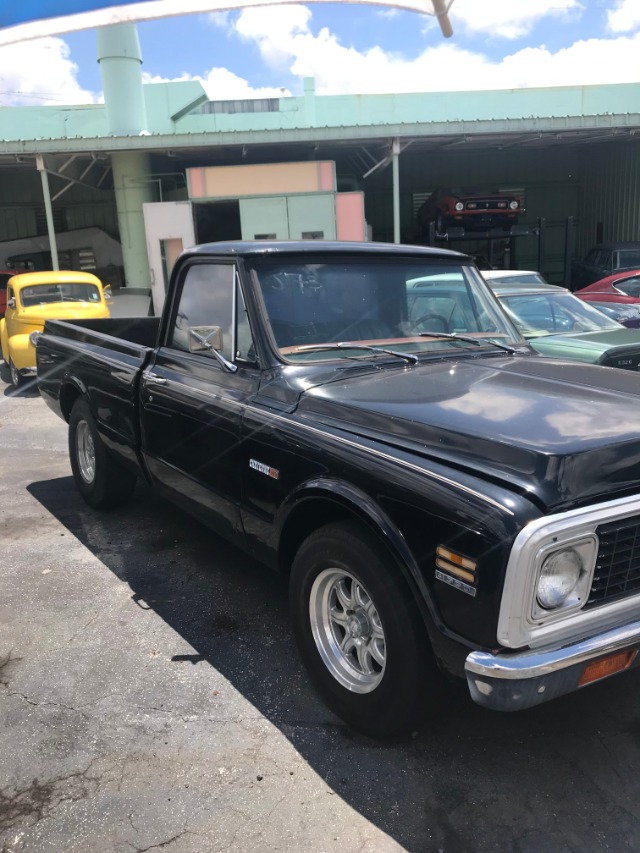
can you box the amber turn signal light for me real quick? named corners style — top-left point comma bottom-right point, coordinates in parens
top-left (578, 649), bottom-right (637, 687)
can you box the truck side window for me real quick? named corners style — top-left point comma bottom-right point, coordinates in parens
top-left (170, 263), bottom-right (235, 360)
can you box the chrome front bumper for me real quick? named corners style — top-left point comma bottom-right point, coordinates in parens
top-left (465, 617), bottom-right (640, 711)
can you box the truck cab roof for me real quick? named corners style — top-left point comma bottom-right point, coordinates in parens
top-left (187, 240), bottom-right (468, 261)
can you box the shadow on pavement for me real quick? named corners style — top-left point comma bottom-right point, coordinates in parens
top-left (0, 362), bottom-right (39, 397)
top-left (28, 476), bottom-right (640, 853)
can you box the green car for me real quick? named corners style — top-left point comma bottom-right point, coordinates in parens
top-left (489, 281), bottom-right (640, 370)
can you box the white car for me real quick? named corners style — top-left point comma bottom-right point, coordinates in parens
top-left (482, 269), bottom-right (561, 287)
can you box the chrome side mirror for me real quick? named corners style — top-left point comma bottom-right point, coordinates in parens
top-left (188, 326), bottom-right (223, 353)
top-left (7, 297), bottom-right (15, 309)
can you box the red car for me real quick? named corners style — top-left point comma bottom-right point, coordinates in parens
top-left (574, 270), bottom-right (640, 328)
top-left (0, 270), bottom-right (15, 319)
top-left (417, 188), bottom-right (525, 236)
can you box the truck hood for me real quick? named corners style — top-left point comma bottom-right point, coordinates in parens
top-left (297, 355), bottom-right (640, 511)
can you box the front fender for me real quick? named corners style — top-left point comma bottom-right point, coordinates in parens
top-left (276, 477), bottom-right (446, 637)
top-left (6, 332), bottom-right (35, 370)
top-left (0, 318), bottom-right (7, 362)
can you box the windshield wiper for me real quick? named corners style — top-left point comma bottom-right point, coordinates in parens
top-left (288, 342), bottom-right (419, 364)
top-left (418, 331), bottom-right (522, 354)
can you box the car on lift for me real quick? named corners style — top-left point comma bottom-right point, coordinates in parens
top-left (417, 188), bottom-right (525, 236)
top-left (486, 280), bottom-right (640, 370)
top-left (571, 243), bottom-right (640, 290)
top-left (0, 270), bottom-right (111, 388)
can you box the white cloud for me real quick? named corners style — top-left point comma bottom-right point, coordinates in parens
top-left (143, 66), bottom-right (290, 99)
top-left (452, 0), bottom-right (583, 40)
top-left (227, 5), bottom-right (640, 94)
top-left (608, 0), bottom-right (640, 33)
top-left (0, 37), bottom-right (96, 106)
top-left (234, 5), bottom-right (312, 67)
top-left (208, 11), bottom-right (231, 29)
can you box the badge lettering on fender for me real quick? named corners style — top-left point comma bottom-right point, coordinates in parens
top-left (249, 458), bottom-right (280, 480)
top-left (435, 569), bottom-right (477, 598)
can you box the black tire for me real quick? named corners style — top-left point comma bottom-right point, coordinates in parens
top-left (9, 359), bottom-right (24, 388)
top-left (68, 397), bottom-right (136, 510)
top-left (290, 521), bottom-right (438, 738)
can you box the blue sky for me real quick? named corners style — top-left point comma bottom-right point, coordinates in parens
top-left (1, 0), bottom-right (640, 105)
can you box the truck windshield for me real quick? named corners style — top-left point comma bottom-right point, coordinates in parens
top-left (250, 257), bottom-right (522, 361)
top-left (20, 283), bottom-right (101, 308)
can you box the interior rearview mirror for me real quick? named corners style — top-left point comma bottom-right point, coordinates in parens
top-left (188, 326), bottom-right (223, 353)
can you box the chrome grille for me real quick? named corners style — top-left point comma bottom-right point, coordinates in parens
top-left (588, 515), bottom-right (640, 607)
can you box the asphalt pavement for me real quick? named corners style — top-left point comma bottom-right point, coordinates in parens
top-left (2, 371), bottom-right (640, 853)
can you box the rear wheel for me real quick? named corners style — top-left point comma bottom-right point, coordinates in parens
top-left (69, 398), bottom-right (136, 509)
top-left (290, 521), bottom-right (438, 737)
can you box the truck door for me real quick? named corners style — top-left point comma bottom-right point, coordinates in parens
top-left (140, 259), bottom-right (259, 541)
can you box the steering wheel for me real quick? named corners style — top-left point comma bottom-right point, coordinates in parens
top-left (414, 313), bottom-right (450, 333)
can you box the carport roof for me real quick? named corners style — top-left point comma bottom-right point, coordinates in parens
top-left (0, 81), bottom-right (640, 185)
top-left (0, 79), bottom-right (639, 159)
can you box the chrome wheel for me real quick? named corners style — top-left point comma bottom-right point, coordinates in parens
top-left (309, 568), bottom-right (386, 693)
top-left (76, 420), bottom-right (96, 484)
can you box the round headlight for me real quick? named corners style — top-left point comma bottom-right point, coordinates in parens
top-left (29, 331), bottom-right (42, 347)
top-left (537, 548), bottom-right (583, 610)
top-left (455, 202), bottom-right (464, 211)
top-left (509, 200), bottom-right (519, 210)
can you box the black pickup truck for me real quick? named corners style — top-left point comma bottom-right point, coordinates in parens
top-left (37, 241), bottom-right (640, 737)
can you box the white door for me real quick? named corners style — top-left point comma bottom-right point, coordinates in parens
top-left (143, 201), bottom-right (196, 315)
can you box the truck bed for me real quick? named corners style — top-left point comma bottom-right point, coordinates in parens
top-left (42, 316), bottom-right (160, 357)
top-left (37, 317), bottom-right (161, 466)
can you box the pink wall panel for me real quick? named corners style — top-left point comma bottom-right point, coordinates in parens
top-left (336, 192), bottom-right (366, 241)
top-left (187, 161), bottom-right (336, 200)
top-left (188, 168), bottom-right (205, 200)
top-left (319, 161), bottom-right (335, 191)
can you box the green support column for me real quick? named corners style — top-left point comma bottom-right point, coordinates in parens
top-left (97, 24), bottom-right (152, 288)
top-left (111, 151), bottom-right (154, 288)
top-left (392, 138), bottom-right (401, 244)
top-left (35, 154), bottom-right (59, 270)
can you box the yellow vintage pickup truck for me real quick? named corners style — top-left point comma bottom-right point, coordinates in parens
top-left (0, 270), bottom-right (111, 388)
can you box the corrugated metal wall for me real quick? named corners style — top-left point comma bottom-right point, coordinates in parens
top-left (363, 138), bottom-right (640, 282)
top-left (0, 169), bottom-right (119, 244)
top-left (577, 143), bottom-right (640, 255)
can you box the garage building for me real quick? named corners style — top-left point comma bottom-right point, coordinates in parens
top-left (0, 24), bottom-right (639, 311)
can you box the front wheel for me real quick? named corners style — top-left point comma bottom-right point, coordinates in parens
top-left (290, 522), bottom-right (438, 737)
top-left (69, 398), bottom-right (136, 509)
top-left (9, 359), bottom-right (24, 388)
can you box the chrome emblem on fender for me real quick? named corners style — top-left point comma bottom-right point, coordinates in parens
top-left (249, 458), bottom-right (280, 480)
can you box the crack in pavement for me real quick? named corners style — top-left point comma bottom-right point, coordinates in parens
top-left (6, 691), bottom-right (91, 721)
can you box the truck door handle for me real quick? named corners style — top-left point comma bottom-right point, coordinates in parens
top-left (145, 372), bottom-right (168, 385)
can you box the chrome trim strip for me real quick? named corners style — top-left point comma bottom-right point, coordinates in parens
top-left (466, 616), bottom-right (640, 680)
top-left (243, 405), bottom-right (513, 515)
